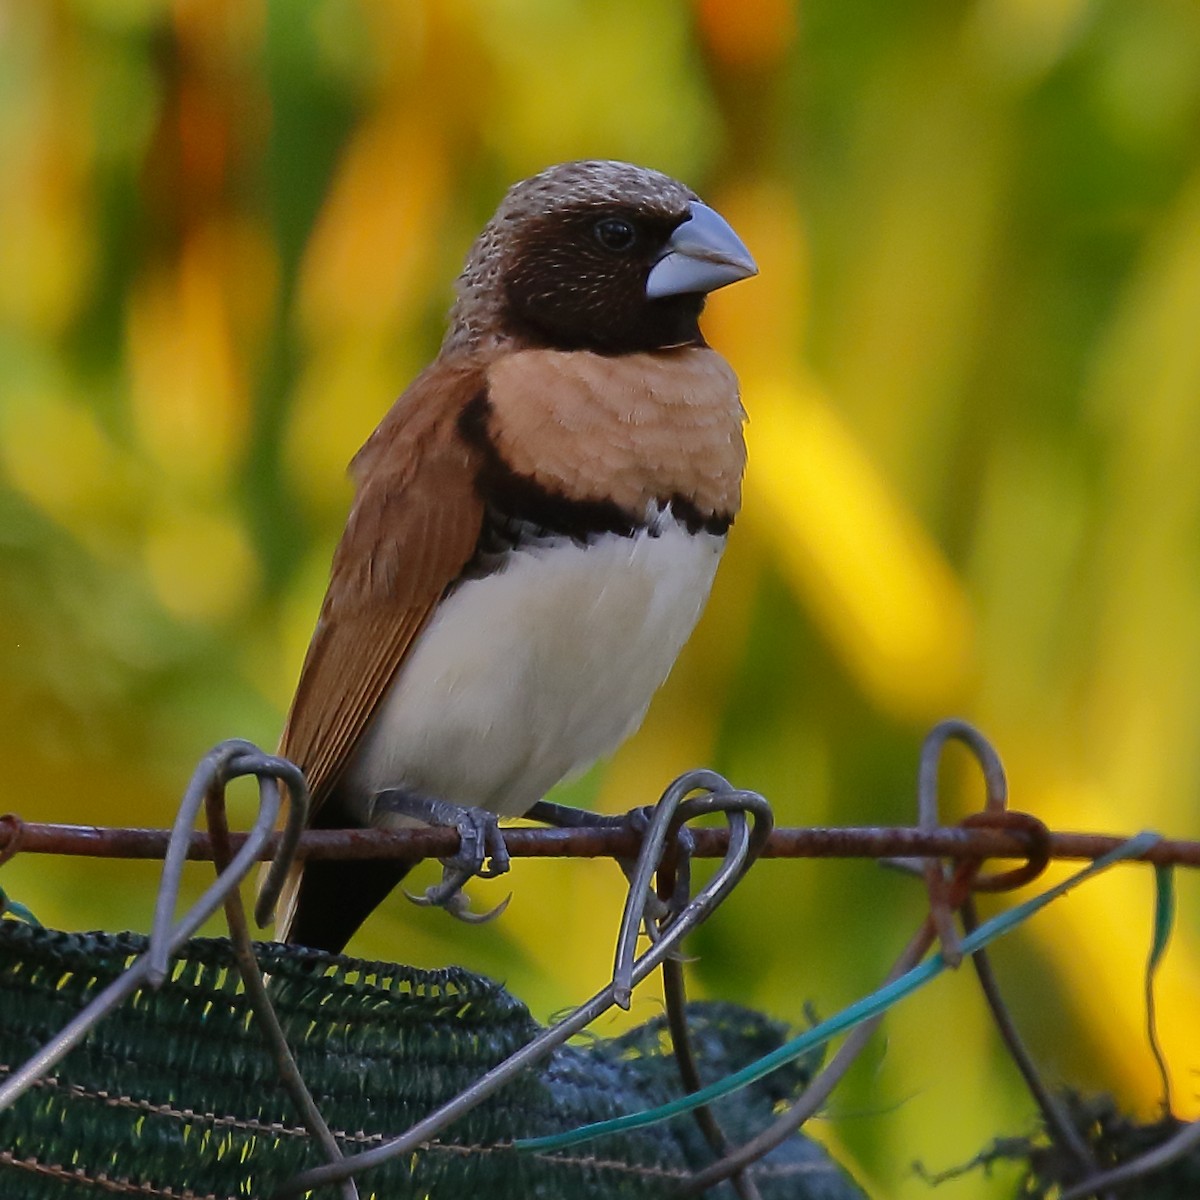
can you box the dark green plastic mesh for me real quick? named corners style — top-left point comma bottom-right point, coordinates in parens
top-left (0, 922), bottom-right (865, 1199)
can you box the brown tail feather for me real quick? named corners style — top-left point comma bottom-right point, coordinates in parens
top-left (263, 785), bottom-right (414, 954)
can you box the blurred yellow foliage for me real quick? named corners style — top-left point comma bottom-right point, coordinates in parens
top-left (297, 115), bottom-right (447, 339)
top-left (142, 500), bottom-right (259, 622)
top-left (127, 227), bottom-right (253, 487)
top-left (2, 393), bottom-right (130, 538)
top-left (748, 378), bottom-right (975, 719)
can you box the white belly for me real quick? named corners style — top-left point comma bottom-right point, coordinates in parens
top-left (343, 513), bottom-right (724, 820)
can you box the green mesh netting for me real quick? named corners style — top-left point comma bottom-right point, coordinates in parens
top-left (0, 922), bottom-right (866, 1199)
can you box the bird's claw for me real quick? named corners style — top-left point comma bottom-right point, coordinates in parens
top-left (404, 882), bottom-right (512, 923)
top-left (373, 788), bottom-right (511, 920)
top-left (438, 803), bottom-right (510, 880)
top-left (414, 805), bottom-right (509, 917)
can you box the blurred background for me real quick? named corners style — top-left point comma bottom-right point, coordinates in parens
top-left (3, 0), bottom-right (1200, 1194)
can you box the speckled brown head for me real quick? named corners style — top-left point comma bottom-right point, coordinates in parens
top-left (444, 160), bottom-right (753, 356)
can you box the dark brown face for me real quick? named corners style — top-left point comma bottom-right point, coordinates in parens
top-left (501, 202), bottom-right (706, 354)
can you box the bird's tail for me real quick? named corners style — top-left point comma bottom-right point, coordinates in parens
top-left (277, 854), bottom-right (415, 954)
top-left (257, 781), bottom-right (415, 954)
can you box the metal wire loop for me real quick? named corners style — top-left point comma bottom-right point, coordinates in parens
top-left (916, 717), bottom-right (1018, 965)
top-left (612, 770), bottom-right (772, 1006)
top-left (917, 718), bottom-right (1009, 825)
top-left (958, 810), bottom-right (1052, 894)
top-left (0, 739), bottom-right (301, 1114)
top-left (147, 739), bottom-right (309, 985)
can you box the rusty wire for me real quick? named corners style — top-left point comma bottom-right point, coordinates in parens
top-left (6, 816), bottom-right (1200, 867)
top-left (0, 718), bottom-right (1195, 1200)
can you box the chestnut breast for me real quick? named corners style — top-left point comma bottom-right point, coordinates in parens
top-left (483, 346), bottom-right (746, 526)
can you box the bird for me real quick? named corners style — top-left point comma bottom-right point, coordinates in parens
top-left (270, 159), bottom-right (757, 953)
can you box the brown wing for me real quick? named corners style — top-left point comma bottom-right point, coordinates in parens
top-left (279, 356), bottom-right (488, 820)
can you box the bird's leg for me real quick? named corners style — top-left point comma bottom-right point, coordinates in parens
top-left (368, 788), bottom-right (511, 923)
top-left (526, 800), bottom-right (693, 919)
top-left (525, 799), bottom-right (629, 831)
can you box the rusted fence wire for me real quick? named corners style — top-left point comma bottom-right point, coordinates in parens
top-left (7, 818), bottom-right (1200, 868)
top-left (0, 718), bottom-right (1195, 1199)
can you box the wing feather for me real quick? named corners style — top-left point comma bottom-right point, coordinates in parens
top-left (278, 359), bottom-right (489, 819)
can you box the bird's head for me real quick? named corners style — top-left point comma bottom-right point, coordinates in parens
top-left (446, 160), bottom-right (757, 355)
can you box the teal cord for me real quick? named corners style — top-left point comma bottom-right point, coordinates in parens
top-left (1145, 862), bottom-right (1176, 1109)
top-left (1149, 863), bottom-right (1175, 972)
top-left (517, 831), bottom-right (1161, 1153)
top-left (0, 887), bottom-right (41, 927)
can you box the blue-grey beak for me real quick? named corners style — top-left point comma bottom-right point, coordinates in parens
top-left (645, 200), bottom-right (758, 299)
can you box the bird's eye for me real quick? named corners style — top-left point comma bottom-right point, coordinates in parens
top-left (593, 217), bottom-right (637, 252)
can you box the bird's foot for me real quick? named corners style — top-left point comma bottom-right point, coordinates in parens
top-left (526, 800), bottom-right (694, 922)
top-left (370, 789), bottom-right (511, 923)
